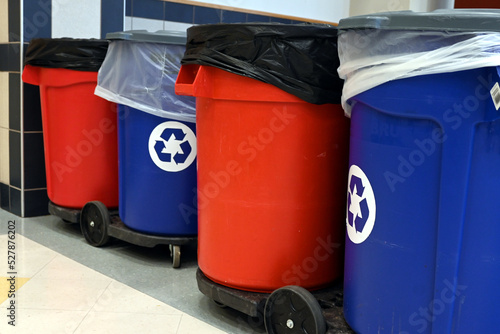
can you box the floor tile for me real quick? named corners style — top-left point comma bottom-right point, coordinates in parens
top-left (0, 234), bottom-right (58, 277)
top-left (0, 276), bottom-right (30, 304)
top-left (0, 211), bottom-right (239, 333)
top-left (0, 309), bottom-right (88, 334)
top-left (177, 313), bottom-right (231, 334)
top-left (91, 280), bottom-right (183, 315)
top-left (35, 254), bottom-right (114, 281)
top-left (74, 311), bottom-right (182, 334)
top-left (6, 277), bottom-right (110, 311)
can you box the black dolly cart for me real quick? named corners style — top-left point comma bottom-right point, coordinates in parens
top-left (196, 269), bottom-right (354, 334)
top-left (48, 200), bottom-right (196, 268)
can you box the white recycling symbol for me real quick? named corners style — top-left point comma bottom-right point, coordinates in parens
top-left (148, 121), bottom-right (197, 172)
top-left (346, 165), bottom-right (376, 244)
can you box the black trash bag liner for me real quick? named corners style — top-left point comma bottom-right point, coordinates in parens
top-left (24, 38), bottom-right (109, 72)
top-left (181, 23), bottom-right (343, 105)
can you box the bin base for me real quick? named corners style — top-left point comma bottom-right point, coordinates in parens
top-left (48, 201), bottom-right (118, 224)
top-left (48, 201), bottom-right (195, 268)
top-left (78, 201), bottom-right (196, 268)
top-left (108, 215), bottom-right (196, 249)
top-left (196, 268), bottom-right (354, 334)
top-left (48, 201), bottom-right (81, 223)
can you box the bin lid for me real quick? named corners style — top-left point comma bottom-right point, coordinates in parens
top-left (338, 9), bottom-right (500, 33)
top-left (24, 38), bottom-right (109, 72)
top-left (106, 30), bottom-right (187, 45)
top-left (181, 23), bottom-right (343, 105)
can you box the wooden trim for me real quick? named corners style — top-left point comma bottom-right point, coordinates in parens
top-left (159, 0), bottom-right (338, 25)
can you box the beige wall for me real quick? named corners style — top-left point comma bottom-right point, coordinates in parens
top-left (0, 0), bottom-right (7, 43)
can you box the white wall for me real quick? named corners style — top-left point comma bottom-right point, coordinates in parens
top-left (51, 0), bottom-right (101, 38)
top-left (414, 0), bottom-right (455, 11)
top-left (350, 0), bottom-right (410, 16)
top-left (350, 0), bottom-right (455, 16)
top-left (187, 0), bottom-right (350, 23)
top-left (186, 0), bottom-right (454, 23)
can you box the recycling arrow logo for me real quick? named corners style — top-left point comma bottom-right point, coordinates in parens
top-left (346, 165), bottom-right (376, 244)
top-left (148, 121), bottom-right (196, 172)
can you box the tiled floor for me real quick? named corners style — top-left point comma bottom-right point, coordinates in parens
top-left (0, 209), bottom-right (265, 334)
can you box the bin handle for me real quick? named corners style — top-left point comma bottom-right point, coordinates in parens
top-left (175, 64), bottom-right (208, 97)
top-left (22, 64), bottom-right (41, 86)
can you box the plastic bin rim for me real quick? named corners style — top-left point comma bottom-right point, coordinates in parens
top-left (106, 30), bottom-right (187, 45)
top-left (338, 9), bottom-right (500, 33)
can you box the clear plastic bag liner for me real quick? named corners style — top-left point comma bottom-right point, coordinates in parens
top-left (95, 40), bottom-right (196, 122)
top-left (338, 30), bottom-right (500, 116)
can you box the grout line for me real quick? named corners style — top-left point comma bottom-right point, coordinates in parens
top-left (123, 0), bottom-right (126, 31)
top-left (23, 187), bottom-right (47, 192)
top-left (72, 279), bottom-right (113, 333)
top-left (19, 0), bottom-right (24, 218)
top-left (24, 250), bottom-right (59, 280)
top-left (175, 313), bottom-right (184, 333)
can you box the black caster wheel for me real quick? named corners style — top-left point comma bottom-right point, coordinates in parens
top-left (80, 201), bottom-right (110, 247)
top-left (169, 244), bottom-right (181, 268)
top-left (213, 300), bottom-right (227, 308)
top-left (264, 286), bottom-right (326, 334)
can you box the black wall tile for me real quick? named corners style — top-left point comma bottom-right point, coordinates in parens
top-left (126, 0), bottom-right (133, 16)
top-left (0, 44), bottom-right (21, 72)
top-left (270, 17), bottom-right (293, 24)
top-left (10, 187), bottom-right (21, 216)
top-left (0, 183), bottom-right (9, 211)
top-left (23, 0), bottom-right (52, 42)
top-left (9, 131), bottom-right (21, 188)
top-left (164, 2), bottom-right (193, 23)
top-left (24, 132), bottom-right (46, 190)
top-left (23, 82), bottom-right (42, 132)
top-left (101, 0), bottom-right (125, 39)
top-left (221, 10), bottom-right (247, 23)
top-left (194, 7), bottom-right (222, 24)
top-left (247, 14), bottom-right (271, 22)
top-left (9, 73), bottom-right (21, 131)
top-left (24, 188), bottom-right (49, 217)
top-left (133, 0), bottom-right (164, 20)
top-left (8, 0), bottom-right (21, 42)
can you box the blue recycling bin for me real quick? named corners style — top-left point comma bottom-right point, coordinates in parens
top-left (338, 10), bottom-right (500, 334)
top-left (96, 30), bottom-right (197, 235)
top-left (117, 105), bottom-right (197, 235)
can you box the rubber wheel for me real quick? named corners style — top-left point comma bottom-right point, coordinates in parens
top-left (264, 286), bottom-right (326, 334)
top-left (80, 201), bottom-right (110, 247)
top-left (213, 300), bottom-right (227, 308)
top-left (170, 245), bottom-right (181, 268)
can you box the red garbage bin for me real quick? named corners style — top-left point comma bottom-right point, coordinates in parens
top-left (176, 64), bottom-right (349, 292)
top-left (22, 38), bottom-right (118, 209)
